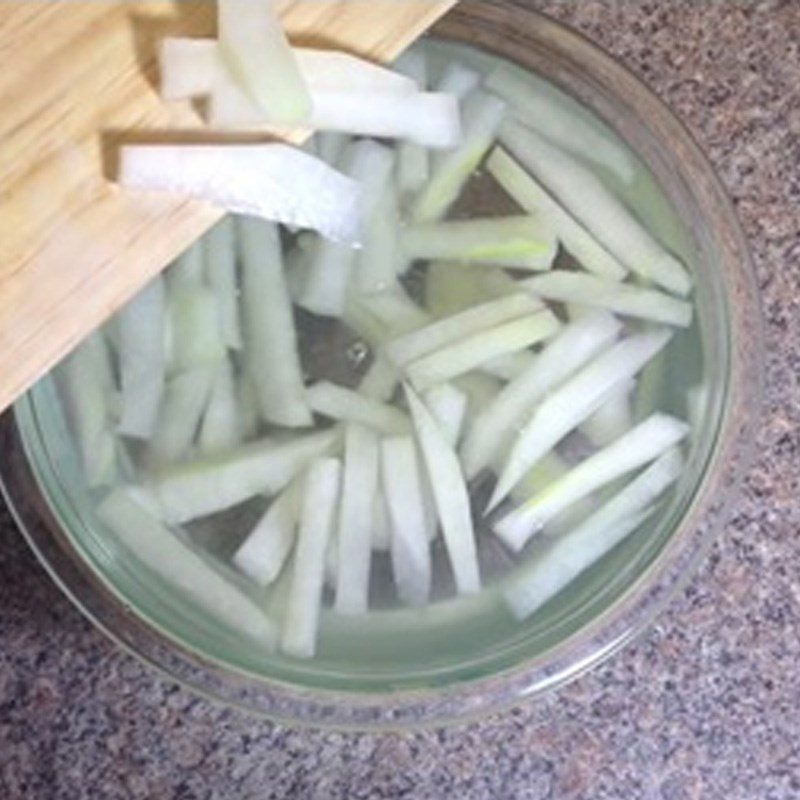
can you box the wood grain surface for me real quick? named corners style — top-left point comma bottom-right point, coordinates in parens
top-left (0, 0), bottom-right (454, 413)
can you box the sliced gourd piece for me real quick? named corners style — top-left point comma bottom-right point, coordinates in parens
top-left (495, 413), bottom-right (689, 550)
top-left (503, 447), bottom-right (683, 620)
top-left (198, 357), bottom-right (242, 454)
top-left (405, 385), bottom-right (480, 594)
top-left (401, 215), bottom-right (557, 271)
top-left (499, 121), bottom-right (692, 295)
top-left (119, 144), bottom-right (360, 244)
top-left (238, 216), bottom-right (311, 428)
top-left (116, 277), bottom-right (166, 440)
top-left (306, 381), bottom-right (410, 435)
top-left (57, 332), bottom-right (117, 487)
top-left (97, 487), bottom-right (277, 648)
top-left (461, 310), bottom-right (621, 478)
top-left (406, 310), bottom-right (560, 392)
top-left (203, 216), bottom-right (242, 350)
top-left (489, 329), bottom-right (672, 509)
top-left (147, 365), bottom-right (215, 466)
top-left (487, 147), bottom-right (626, 281)
top-left (150, 430), bottom-right (338, 524)
top-left (423, 383), bottom-right (468, 448)
top-left (334, 425), bottom-right (380, 614)
top-left (411, 90), bottom-right (506, 222)
top-left (282, 457), bottom-right (342, 658)
top-left (232, 478), bottom-right (301, 586)
top-left (217, 0), bottom-right (311, 124)
top-left (385, 292), bottom-right (541, 367)
top-left (518, 271), bottom-right (693, 327)
top-left (381, 436), bottom-right (432, 606)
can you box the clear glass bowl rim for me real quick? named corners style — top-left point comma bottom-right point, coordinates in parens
top-left (0, 3), bottom-right (763, 730)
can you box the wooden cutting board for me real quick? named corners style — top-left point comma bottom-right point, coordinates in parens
top-left (0, 0), bottom-right (454, 413)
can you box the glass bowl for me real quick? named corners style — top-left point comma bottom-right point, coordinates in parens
top-left (0, 4), bottom-right (762, 729)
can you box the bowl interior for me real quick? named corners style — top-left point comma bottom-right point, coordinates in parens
top-left (3, 4), bottom-right (751, 724)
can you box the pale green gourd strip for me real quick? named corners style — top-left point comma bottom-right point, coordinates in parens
top-left (233, 479), bottom-right (301, 587)
top-left (56, 332), bottom-right (117, 487)
top-left (518, 271), bottom-right (693, 327)
top-left (401, 215), bottom-right (557, 270)
top-left (150, 430), bottom-right (338, 524)
top-left (406, 386), bottom-right (480, 594)
top-left (385, 292), bottom-right (541, 367)
top-left (486, 147), bottom-right (627, 281)
top-left (461, 310), bottom-right (621, 479)
top-left (97, 487), bottom-right (278, 648)
top-left (406, 311), bottom-right (560, 392)
top-left (503, 448), bottom-right (683, 620)
top-left (382, 435), bottom-right (433, 606)
top-left (335, 425), bottom-right (380, 614)
top-left (499, 121), bottom-right (692, 295)
top-left (238, 217), bottom-right (311, 428)
top-left (282, 458), bottom-right (342, 658)
top-left (217, 0), bottom-right (311, 124)
top-left (495, 413), bottom-right (689, 550)
top-left (490, 329), bottom-right (673, 509)
top-left (411, 90), bottom-right (506, 222)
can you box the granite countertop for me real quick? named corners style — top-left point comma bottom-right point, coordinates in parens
top-left (2, 1), bottom-right (799, 797)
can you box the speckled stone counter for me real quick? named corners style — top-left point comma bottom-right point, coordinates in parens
top-left (2, 2), bottom-right (799, 798)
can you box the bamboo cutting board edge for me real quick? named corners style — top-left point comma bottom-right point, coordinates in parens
top-left (0, 0), bottom-right (456, 413)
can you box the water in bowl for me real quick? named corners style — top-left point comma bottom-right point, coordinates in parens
top-left (17, 39), bottom-right (705, 692)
